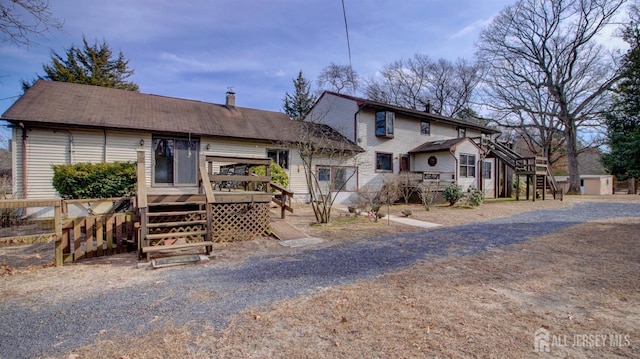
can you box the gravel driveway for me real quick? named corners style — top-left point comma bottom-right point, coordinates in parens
top-left (1, 201), bottom-right (639, 358)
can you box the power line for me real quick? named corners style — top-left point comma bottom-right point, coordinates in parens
top-left (341, 0), bottom-right (354, 81)
top-left (341, 0), bottom-right (352, 65)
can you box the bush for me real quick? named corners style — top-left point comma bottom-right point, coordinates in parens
top-left (251, 161), bottom-right (289, 190)
top-left (443, 184), bottom-right (464, 206)
top-left (52, 162), bottom-right (137, 199)
top-left (417, 182), bottom-right (437, 211)
top-left (464, 187), bottom-right (484, 207)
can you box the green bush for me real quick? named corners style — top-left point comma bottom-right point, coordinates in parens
top-left (52, 162), bottom-right (137, 199)
top-left (443, 184), bottom-right (464, 206)
top-left (464, 187), bottom-right (484, 207)
top-left (251, 161), bottom-right (289, 190)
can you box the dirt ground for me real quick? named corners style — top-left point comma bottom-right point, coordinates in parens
top-left (2, 195), bottom-right (639, 358)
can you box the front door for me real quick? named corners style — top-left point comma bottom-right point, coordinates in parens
top-left (153, 137), bottom-right (198, 186)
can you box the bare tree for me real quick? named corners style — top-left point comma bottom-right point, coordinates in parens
top-left (0, 0), bottom-right (63, 46)
top-left (364, 54), bottom-right (482, 117)
top-left (289, 117), bottom-right (360, 224)
top-left (476, 0), bottom-right (626, 194)
top-left (316, 62), bottom-right (359, 95)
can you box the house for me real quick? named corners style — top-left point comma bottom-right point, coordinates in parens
top-left (305, 92), bottom-right (504, 202)
top-left (555, 175), bottom-right (613, 195)
top-left (1, 81), bottom-right (360, 202)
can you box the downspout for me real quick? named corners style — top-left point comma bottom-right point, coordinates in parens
top-left (103, 129), bottom-right (107, 162)
top-left (20, 122), bottom-right (27, 199)
top-left (54, 129), bottom-right (74, 163)
top-left (450, 149), bottom-right (458, 185)
top-left (354, 103), bottom-right (365, 143)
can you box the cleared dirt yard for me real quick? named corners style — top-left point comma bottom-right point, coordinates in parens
top-left (1, 195), bottom-right (639, 358)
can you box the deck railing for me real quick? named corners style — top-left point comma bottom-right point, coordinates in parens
top-left (0, 199), bottom-right (62, 247)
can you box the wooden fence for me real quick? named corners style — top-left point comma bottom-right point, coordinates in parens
top-left (0, 198), bottom-right (137, 266)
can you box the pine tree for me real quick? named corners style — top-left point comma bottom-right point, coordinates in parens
top-left (282, 70), bottom-right (317, 121)
top-left (23, 36), bottom-right (139, 91)
top-left (602, 6), bottom-right (640, 180)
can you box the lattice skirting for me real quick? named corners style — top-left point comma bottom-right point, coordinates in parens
top-left (211, 202), bottom-right (269, 242)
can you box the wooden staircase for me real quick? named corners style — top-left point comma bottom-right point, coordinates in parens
top-left (139, 194), bottom-right (213, 260)
top-left (515, 157), bottom-right (563, 201)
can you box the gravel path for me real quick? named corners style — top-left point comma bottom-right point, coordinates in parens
top-left (1, 201), bottom-right (639, 358)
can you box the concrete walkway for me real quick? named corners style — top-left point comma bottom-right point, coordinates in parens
top-left (382, 214), bottom-right (442, 228)
top-left (335, 206), bottom-right (442, 229)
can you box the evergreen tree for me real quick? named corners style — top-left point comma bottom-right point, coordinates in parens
top-left (602, 6), bottom-right (640, 180)
top-left (282, 70), bottom-right (317, 121)
top-left (23, 36), bottom-right (139, 91)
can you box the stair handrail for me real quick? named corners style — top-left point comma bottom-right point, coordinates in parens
top-left (198, 158), bottom-right (215, 244)
top-left (270, 182), bottom-right (294, 219)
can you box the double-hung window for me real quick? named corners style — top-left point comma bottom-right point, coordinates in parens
top-left (420, 120), bottom-right (430, 135)
top-left (459, 153), bottom-right (476, 178)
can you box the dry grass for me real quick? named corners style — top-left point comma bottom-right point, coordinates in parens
top-left (58, 195), bottom-right (640, 358)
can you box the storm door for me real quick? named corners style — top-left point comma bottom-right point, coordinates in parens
top-left (153, 137), bottom-right (199, 186)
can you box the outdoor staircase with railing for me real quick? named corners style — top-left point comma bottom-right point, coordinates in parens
top-left (514, 157), bottom-right (562, 201)
top-left (139, 193), bottom-right (213, 260)
top-left (479, 138), bottom-right (562, 201)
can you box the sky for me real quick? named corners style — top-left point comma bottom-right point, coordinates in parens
top-left (0, 0), bottom-right (626, 145)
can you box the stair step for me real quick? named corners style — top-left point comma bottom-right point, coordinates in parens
top-left (142, 241), bottom-right (214, 253)
top-left (146, 230), bottom-right (208, 241)
top-left (147, 220), bottom-right (207, 228)
top-left (147, 210), bottom-right (207, 217)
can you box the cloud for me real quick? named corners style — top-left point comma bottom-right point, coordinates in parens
top-left (449, 17), bottom-right (495, 39)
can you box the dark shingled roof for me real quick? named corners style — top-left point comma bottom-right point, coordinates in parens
top-left (408, 138), bottom-right (469, 154)
top-left (2, 80), bottom-right (362, 152)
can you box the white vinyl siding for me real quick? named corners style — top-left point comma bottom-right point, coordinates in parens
top-left (24, 129), bottom-right (69, 198)
top-left (305, 94), bottom-right (358, 142)
top-left (72, 129), bottom-right (105, 163)
top-left (11, 128), bottom-right (22, 198)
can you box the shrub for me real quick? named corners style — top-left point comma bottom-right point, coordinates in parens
top-left (251, 161), bottom-right (289, 190)
top-left (443, 184), bottom-right (464, 206)
top-left (464, 187), bottom-right (484, 207)
top-left (417, 181), bottom-right (437, 211)
top-left (52, 162), bottom-right (136, 199)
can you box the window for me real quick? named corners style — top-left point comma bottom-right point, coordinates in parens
top-left (267, 149), bottom-right (289, 169)
top-left (420, 120), bottom-right (430, 135)
top-left (375, 111), bottom-right (394, 137)
top-left (376, 152), bottom-right (393, 172)
top-left (458, 127), bottom-right (466, 138)
top-left (318, 167), bottom-right (331, 181)
top-left (482, 161), bottom-right (492, 179)
top-left (317, 166), bottom-right (357, 191)
top-left (459, 153), bottom-right (476, 177)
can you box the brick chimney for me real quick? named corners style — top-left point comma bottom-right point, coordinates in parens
top-left (225, 89), bottom-right (236, 108)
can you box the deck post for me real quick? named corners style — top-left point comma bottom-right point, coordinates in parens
top-left (136, 151), bottom-right (148, 258)
top-left (54, 199), bottom-right (63, 266)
